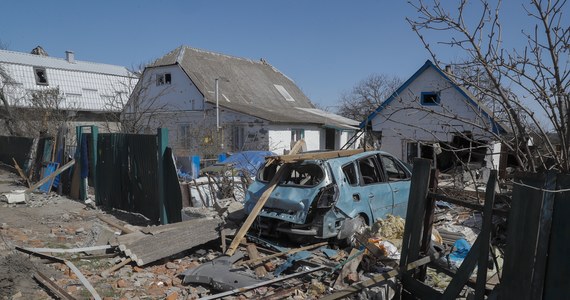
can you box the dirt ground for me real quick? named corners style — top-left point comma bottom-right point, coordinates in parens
top-left (0, 168), bottom-right (200, 300)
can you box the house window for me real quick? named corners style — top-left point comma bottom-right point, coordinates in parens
top-left (157, 73), bottom-right (172, 86)
top-left (291, 129), bottom-right (304, 142)
top-left (178, 124), bottom-right (191, 148)
top-left (232, 126), bottom-right (245, 151)
top-left (421, 92), bottom-right (439, 105)
top-left (33, 67), bottom-right (48, 85)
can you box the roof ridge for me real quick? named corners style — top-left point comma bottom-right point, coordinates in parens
top-left (0, 48), bottom-right (129, 69)
top-left (181, 45), bottom-right (263, 65)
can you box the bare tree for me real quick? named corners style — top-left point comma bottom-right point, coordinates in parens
top-left (337, 74), bottom-right (403, 121)
top-left (407, 0), bottom-right (569, 172)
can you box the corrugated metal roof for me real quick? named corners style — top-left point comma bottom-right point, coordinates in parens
top-left (0, 49), bottom-right (136, 112)
top-left (0, 49), bottom-right (131, 76)
top-left (150, 46), bottom-right (357, 128)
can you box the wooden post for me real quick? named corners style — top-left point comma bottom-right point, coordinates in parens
top-left (474, 170), bottom-right (497, 300)
top-left (157, 128), bottom-right (168, 225)
top-left (225, 140), bottom-right (305, 256)
top-left (246, 244), bottom-right (267, 277)
top-left (400, 158), bottom-right (432, 271)
top-left (418, 168), bottom-right (438, 281)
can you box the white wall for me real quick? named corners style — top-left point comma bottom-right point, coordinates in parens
top-left (124, 65), bottom-right (204, 114)
top-left (268, 124), bottom-right (323, 154)
top-left (372, 67), bottom-right (498, 160)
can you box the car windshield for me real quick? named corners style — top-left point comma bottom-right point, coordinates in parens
top-left (258, 162), bottom-right (324, 187)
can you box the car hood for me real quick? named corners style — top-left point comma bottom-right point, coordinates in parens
top-left (245, 182), bottom-right (323, 224)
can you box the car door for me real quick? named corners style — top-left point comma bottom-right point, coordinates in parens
top-left (379, 154), bottom-right (411, 217)
top-left (355, 155), bottom-right (394, 222)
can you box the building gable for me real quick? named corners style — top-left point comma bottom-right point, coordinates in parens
top-left (361, 60), bottom-right (506, 135)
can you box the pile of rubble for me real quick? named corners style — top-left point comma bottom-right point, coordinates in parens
top-left (0, 166), bottom-right (507, 300)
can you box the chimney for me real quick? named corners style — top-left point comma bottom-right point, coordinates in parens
top-left (65, 51), bottom-right (75, 63)
top-left (445, 65), bottom-right (453, 74)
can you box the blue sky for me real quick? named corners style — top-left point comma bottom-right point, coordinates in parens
top-left (1, 1), bottom-right (533, 109)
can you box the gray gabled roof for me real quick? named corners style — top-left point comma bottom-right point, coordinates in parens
top-left (150, 46), bottom-right (358, 128)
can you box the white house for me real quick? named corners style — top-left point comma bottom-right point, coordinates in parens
top-left (362, 60), bottom-right (507, 171)
top-left (0, 47), bottom-right (136, 137)
top-left (124, 46), bottom-right (359, 157)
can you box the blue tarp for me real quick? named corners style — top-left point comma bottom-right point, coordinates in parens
top-left (224, 151), bottom-right (276, 176)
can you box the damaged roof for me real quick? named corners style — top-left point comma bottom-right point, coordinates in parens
top-left (361, 60), bottom-right (508, 134)
top-left (150, 46), bottom-right (359, 129)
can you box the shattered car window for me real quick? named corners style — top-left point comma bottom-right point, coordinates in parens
top-left (358, 156), bottom-right (383, 185)
top-left (342, 163), bottom-right (358, 185)
top-left (381, 155), bottom-right (410, 180)
top-left (282, 164), bottom-right (324, 187)
top-left (258, 162), bottom-right (324, 187)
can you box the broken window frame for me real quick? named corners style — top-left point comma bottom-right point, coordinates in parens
top-left (420, 91), bottom-right (439, 105)
top-left (342, 162), bottom-right (358, 186)
top-left (156, 73), bottom-right (172, 86)
top-left (380, 154), bottom-right (411, 181)
top-left (33, 67), bottom-right (49, 85)
top-left (280, 163), bottom-right (324, 187)
top-left (357, 155), bottom-right (384, 185)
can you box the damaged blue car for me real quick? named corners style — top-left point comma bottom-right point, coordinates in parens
top-left (243, 150), bottom-right (412, 242)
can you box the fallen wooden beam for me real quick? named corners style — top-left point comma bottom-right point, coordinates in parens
top-left (34, 271), bottom-right (77, 300)
top-left (97, 215), bottom-right (135, 234)
top-left (270, 148), bottom-right (365, 163)
top-left (225, 140), bottom-right (305, 256)
top-left (16, 246), bottom-right (101, 300)
top-left (246, 244), bottom-right (267, 277)
top-left (101, 258), bottom-right (132, 277)
top-left (12, 158), bottom-right (31, 188)
top-left (234, 241), bottom-right (328, 267)
top-left (25, 159), bottom-right (75, 194)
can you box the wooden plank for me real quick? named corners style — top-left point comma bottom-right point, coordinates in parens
top-left (25, 159), bottom-right (75, 194)
top-left (500, 172), bottom-right (545, 299)
top-left (97, 215), bottom-right (135, 234)
top-left (333, 248), bottom-right (364, 288)
top-left (399, 158), bottom-right (432, 271)
top-left (33, 271), bottom-right (77, 300)
top-left (12, 158), bottom-right (31, 187)
top-left (418, 168), bottom-right (438, 281)
top-left (441, 236), bottom-right (482, 299)
top-left (101, 258), bottom-right (132, 277)
top-left (271, 148), bottom-right (364, 163)
top-left (16, 247), bottom-right (100, 300)
top-left (234, 241), bottom-right (328, 267)
top-left (474, 170), bottom-right (497, 300)
top-left (246, 244), bottom-right (267, 277)
top-left (428, 193), bottom-right (509, 217)
top-left (225, 140), bottom-right (305, 256)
